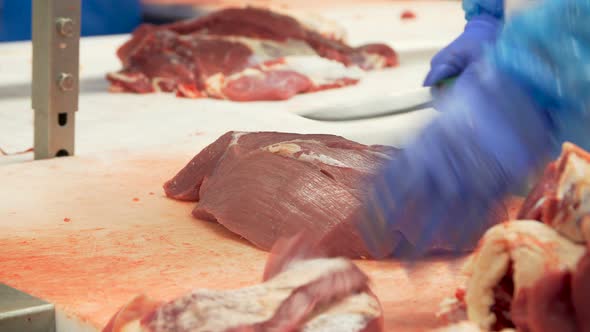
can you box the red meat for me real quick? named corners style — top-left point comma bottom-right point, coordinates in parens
top-left (107, 7), bottom-right (397, 101)
top-left (163, 131), bottom-right (399, 258)
top-left (511, 250), bottom-right (590, 332)
top-left (102, 234), bottom-right (384, 332)
top-left (518, 143), bottom-right (590, 243)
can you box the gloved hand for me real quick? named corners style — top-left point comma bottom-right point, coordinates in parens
top-left (358, 0), bottom-right (590, 259)
top-left (358, 63), bottom-right (554, 258)
top-left (423, 14), bottom-right (502, 87)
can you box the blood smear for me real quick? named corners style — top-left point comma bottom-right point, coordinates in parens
top-left (401, 10), bottom-right (416, 19)
top-left (133, 198), bottom-right (140, 202)
top-left (64, 218), bottom-right (71, 223)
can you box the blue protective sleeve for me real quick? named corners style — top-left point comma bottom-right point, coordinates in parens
top-left (489, 0), bottom-right (590, 151)
top-left (463, 0), bottom-right (504, 20)
top-left (0, 0), bottom-right (141, 42)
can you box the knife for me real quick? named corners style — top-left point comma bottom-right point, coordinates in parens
top-left (301, 76), bottom-right (458, 121)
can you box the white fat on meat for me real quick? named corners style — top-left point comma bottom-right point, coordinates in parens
top-left (143, 258), bottom-right (370, 331)
top-left (203, 73), bottom-right (226, 98)
top-left (299, 152), bottom-right (349, 168)
top-left (107, 72), bottom-right (139, 83)
top-left (554, 152), bottom-right (590, 242)
top-left (180, 34), bottom-right (317, 63)
top-left (366, 150), bottom-right (394, 161)
top-left (301, 292), bottom-right (381, 332)
top-left (213, 55), bottom-right (364, 89)
top-left (459, 220), bottom-right (585, 330)
top-left (279, 55), bottom-right (364, 85)
top-left (229, 132), bottom-right (249, 146)
top-left (260, 5), bottom-right (348, 41)
top-left (358, 52), bottom-right (389, 70)
top-left (264, 140), bottom-right (350, 168)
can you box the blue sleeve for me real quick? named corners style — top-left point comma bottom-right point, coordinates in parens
top-left (81, 0), bottom-right (142, 37)
top-left (489, 0), bottom-right (590, 151)
top-left (463, 0), bottom-right (504, 20)
top-left (0, 0), bottom-right (141, 42)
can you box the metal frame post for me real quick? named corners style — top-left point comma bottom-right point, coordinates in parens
top-left (32, 0), bottom-right (80, 160)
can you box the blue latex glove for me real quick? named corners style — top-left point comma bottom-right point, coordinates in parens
top-left (359, 0), bottom-right (590, 259)
top-left (423, 14), bottom-right (502, 87)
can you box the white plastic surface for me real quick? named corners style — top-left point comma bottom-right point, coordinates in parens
top-left (0, 1), bottom-right (464, 166)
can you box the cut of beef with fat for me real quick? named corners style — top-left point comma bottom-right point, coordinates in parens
top-left (518, 142), bottom-right (590, 243)
top-left (107, 7), bottom-right (397, 101)
top-left (164, 131), bottom-right (399, 258)
top-left (102, 234), bottom-right (383, 332)
top-left (437, 221), bottom-right (585, 331)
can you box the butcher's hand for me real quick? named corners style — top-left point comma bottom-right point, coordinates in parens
top-left (358, 0), bottom-right (590, 259)
top-left (423, 13), bottom-right (501, 87)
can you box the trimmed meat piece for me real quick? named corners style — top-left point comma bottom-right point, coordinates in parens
top-left (511, 270), bottom-right (577, 332)
top-left (102, 234), bottom-right (383, 332)
top-left (146, 7), bottom-right (396, 70)
top-left (107, 7), bottom-right (397, 101)
top-left (436, 144), bottom-right (590, 332)
top-left (438, 220), bottom-right (585, 331)
top-left (164, 131), bottom-right (398, 258)
top-left (509, 246), bottom-right (590, 332)
top-left (518, 142), bottom-right (590, 243)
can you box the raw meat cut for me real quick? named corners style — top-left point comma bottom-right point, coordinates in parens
top-left (437, 220), bottom-right (586, 331)
top-left (164, 131), bottom-right (514, 258)
top-left (163, 131), bottom-right (399, 259)
top-left (518, 142), bottom-right (590, 243)
top-left (510, 248), bottom-right (590, 332)
top-left (107, 7), bottom-right (397, 101)
top-left (102, 234), bottom-right (384, 332)
top-left (435, 144), bottom-right (590, 332)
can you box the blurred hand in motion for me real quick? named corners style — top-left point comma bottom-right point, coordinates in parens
top-left (357, 0), bottom-right (590, 260)
top-left (358, 62), bottom-right (553, 259)
top-left (423, 14), bottom-right (502, 87)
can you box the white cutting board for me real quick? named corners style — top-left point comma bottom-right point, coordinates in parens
top-left (0, 2), bottom-right (467, 330)
top-left (0, 1), bottom-right (464, 164)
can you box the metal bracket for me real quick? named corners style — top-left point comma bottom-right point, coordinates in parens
top-left (0, 284), bottom-right (55, 332)
top-left (32, 0), bottom-right (81, 160)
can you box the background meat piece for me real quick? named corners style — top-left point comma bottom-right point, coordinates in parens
top-left (159, 7), bottom-right (396, 69)
top-left (102, 234), bottom-right (383, 332)
top-left (107, 7), bottom-right (397, 101)
top-left (518, 142), bottom-right (590, 243)
top-left (164, 131), bottom-right (398, 258)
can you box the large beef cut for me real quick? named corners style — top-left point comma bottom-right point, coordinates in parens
top-left (102, 233), bottom-right (384, 332)
top-left (518, 142), bottom-right (590, 243)
top-left (164, 131), bottom-right (399, 259)
top-left (107, 7), bottom-right (397, 101)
